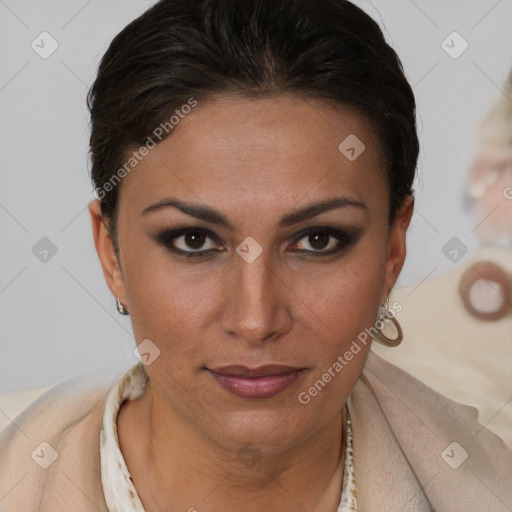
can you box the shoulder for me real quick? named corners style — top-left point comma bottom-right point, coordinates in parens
top-left (0, 387), bottom-right (51, 433)
top-left (0, 368), bottom-right (125, 511)
top-left (358, 351), bottom-right (509, 450)
top-left (350, 351), bottom-right (512, 511)
top-left (360, 351), bottom-right (482, 428)
top-left (0, 368), bottom-right (120, 446)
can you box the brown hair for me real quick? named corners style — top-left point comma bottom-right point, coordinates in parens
top-left (87, 0), bottom-right (419, 255)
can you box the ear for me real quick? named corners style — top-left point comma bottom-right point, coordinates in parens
top-left (88, 199), bottom-right (128, 306)
top-left (381, 195), bottom-right (414, 303)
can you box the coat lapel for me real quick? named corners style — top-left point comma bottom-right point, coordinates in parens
top-left (349, 351), bottom-right (512, 511)
top-left (0, 374), bottom-right (114, 512)
top-left (39, 392), bottom-right (109, 511)
top-left (348, 373), bottom-right (434, 511)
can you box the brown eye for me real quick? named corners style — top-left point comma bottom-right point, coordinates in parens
top-left (182, 231), bottom-right (207, 250)
top-left (307, 231), bottom-right (331, 250)
top-left (291, 229), bottom-right (342, 253)
top-left (172, 230), bottom-right (219, 253)
top-left (288, 226), bottom-right (362, 256)
top-left (155, 228), bottom-right (224, 257)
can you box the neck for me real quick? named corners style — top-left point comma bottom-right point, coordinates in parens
top-left (119, 379), bottom-right (347, 512)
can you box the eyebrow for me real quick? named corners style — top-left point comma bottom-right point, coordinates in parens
top-left (141, 196), bottom-right (367, 229)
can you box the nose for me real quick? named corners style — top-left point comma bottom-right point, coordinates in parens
top-left (221, 250), bottom-right (292, 344)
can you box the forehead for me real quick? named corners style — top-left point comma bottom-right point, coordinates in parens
top-left (118, 94), bottom-right (386, 220)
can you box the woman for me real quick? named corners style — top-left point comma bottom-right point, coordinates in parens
top-left (1, 0), bottom-right (511, 510)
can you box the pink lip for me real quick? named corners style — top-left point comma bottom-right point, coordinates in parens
top-left (206, 365), bottom-right (306, 399)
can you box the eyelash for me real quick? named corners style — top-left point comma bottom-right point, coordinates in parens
top-left (155, 226), bottom-right (362, 259)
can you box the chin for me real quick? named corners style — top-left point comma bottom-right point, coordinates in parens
top-left (206, 407), bottom-right (317, 454)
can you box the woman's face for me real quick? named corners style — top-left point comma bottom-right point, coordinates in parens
top-left (90, 94), bottom-right (412, 455)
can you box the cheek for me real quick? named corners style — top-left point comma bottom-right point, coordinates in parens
top-left (293, 264), bottom-right (386, 414)
top-left (296, 349), bottom-right (369, 415)
top-left (299, 250), bottom-right (386, 342)
top-left (121, 245), bottom-right (208, 353)
top-left (281, 259), bottom-right (384, 408)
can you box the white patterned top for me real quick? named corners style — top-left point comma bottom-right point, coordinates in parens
top-left (100, 363), bottom-right (357, 511)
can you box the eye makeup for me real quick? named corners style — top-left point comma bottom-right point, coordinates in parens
top-left (151, 224), bottom-right (364, 260)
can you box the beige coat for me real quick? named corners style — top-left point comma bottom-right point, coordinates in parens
top-left (1, 352), bottom-right (511, 511)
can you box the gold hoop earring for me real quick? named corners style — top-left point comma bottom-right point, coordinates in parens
top-left (374, 298), bottom-right (403, 347)
top-left (116, 297), bottom-right (129, 315)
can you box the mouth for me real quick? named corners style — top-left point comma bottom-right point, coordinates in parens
top-left (204, 364), bottom-right (308, 399)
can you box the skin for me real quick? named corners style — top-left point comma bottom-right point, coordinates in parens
top-left (89, 93), bottom-right (413, 511)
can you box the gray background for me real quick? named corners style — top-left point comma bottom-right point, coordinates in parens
top-left (1, 0), bottom-right (511, 392)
